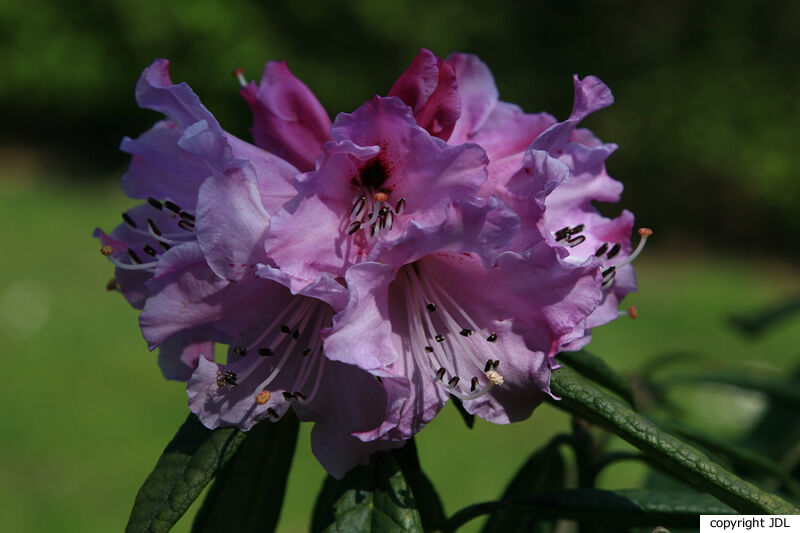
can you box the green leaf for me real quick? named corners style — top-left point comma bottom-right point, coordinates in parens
top-left (125, 414), bottom-right (246, 533)
top-left (393, 439), bottom-right (445, 532)
top-left (482, 435), bottom-right (566, 533)
top-left (729, 295), bottom-right (800, 337)
top-left (557, 350), bottom-right (636, 408)
top-left (445, 490), bottom-right (733, 531)
top-left (191, 413), bottom-right (300, 533)
top-left (664, 372), bottom-right (800, 408)
top-left (312, 451), bottom-right (423, 533)
top-left (548, 366), bottom-right (800, 514)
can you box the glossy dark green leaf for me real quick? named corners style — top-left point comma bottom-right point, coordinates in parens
top-left (744, 365), bottom-right (800, 474)
top-left (444, 489), bottom-right (734, 531)
top-left (393, 439), bottom-right (445, 532)
top-left (557, 350), bottom-right (636, 408)
top-left (191, 413), bottom-right (300, 533)
top-left (548, 366), bottom-right (799, 514)
top-left (125, 414), bottom-right (246, 533)
top-left (312, 451), bottom-right (423, 533)
top-left (482, 435), bottom-right (566, 533)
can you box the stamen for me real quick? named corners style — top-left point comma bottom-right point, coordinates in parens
top-left (232, 67), bottom-right (248, 88)
top-left (383, 210), bottom-right (393, 232)
top-left (346, 221), bottom-right (361, 235)
top-left (216, 370), bottom-right (238, 387)
top-left (395, 198), bottom-right (406, 214)
top-left (471, 377), bottom-right (479, 392)
top-left (122, 213), bottom-right (137, 228)
top-left (554, 226), bottom-right (571, 242)
top-left (164, 201), bottom-right (182, 213)
top-left (594, 243), bottom-right (609, 257)
top-left (484, 359), bottom-right (493, 372)
top-left (607, 243), bottom-right (621, 259)
top-left (281, 325), bottom-right (291, 333)
top-left (424, 346), bottom-right (434, 352)
top-left (426, 303), bottom-right (436, 312)
top-left (302, 348), bottom-right (311, 356)
top-left (567, 235), bottom-right (586, 247)
top-left (435, 367), bottom-right (446, 381)
top-left (435, 334), bottom-right (445, 342)
top-left (258, 348), bottom-right (273, 356)
top-left (147, 197), bottom-right (164, 210)
top-left (486, 370), bottom-right (504, 385)
top-left (351, 195), bottom-right (366, 220)
top-left (105, 278), bottom-right (118, 291)
top-left (255, 390), bottom-right (270, 405)
top-left (448, 376), bottom-right (460, 387)
top-left (493, 360), bottom-right (500, 369)
top-left (619, 305), bottom-right (638, 319)
top-left (147, 219), bottom-right (162, 236)
top-left (179, 211), bottom-right (195, 222)
top-left (128, 249), bottom-right (143, 264)
top-left (486, 332), bottom-right (497, 342)
top-left (459, 328), bottom-right (473, 337)
top-left (267, 408), bottom-right (279, 419)
top-left (282, 391), bottom-right (294, 401)
top-left (107, 256), bottom-right (158, 271)
top-left (612, 228), bottom-right (652, 269)
top-left (294, 392), bottom-right (307, 400)
top-left (142, 244), bottom-right (157, 257)
top-left (571, 224), bottom-right (585, 234)
top-left (159, 242), bottom-right (171, 251)
top-left (178, 220), bottom-right (195, 231)
top-left (232, 346), bottom-right (247, 357)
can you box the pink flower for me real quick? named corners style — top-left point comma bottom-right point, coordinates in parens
top-left (96, 59), bottom-right (406, 477)
top-left (259, 58), bottom-right (609, 441)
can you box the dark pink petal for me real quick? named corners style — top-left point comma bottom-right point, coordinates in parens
top-left (389, 49), bottom-right (460, 140)
top-left (241, 61), bottom-right (331, 171)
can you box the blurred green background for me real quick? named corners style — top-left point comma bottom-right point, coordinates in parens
top-left (2, 1), bottom-right (800, 531)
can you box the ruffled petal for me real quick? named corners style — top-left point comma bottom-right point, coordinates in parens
top-left (157, 331), bottom-right (215, 381)
top-left (264, 96), bottom-right (490, 288)
top-left (389, 49), bottom-right (460, 140)
top-left (196, 168), bottom-right (270, 281)
top-left (446, 53), bottom-right (499, 143)
top-left (135, 59), bottom-right (222, 132)
top-left (240, 61), bottom-right (331, 171)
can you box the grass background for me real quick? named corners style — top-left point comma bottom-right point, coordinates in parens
top-left (2, 161), bottom-right (800, 532)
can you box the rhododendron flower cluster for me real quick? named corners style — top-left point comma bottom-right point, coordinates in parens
top-left (97, 49), bottom-right (647, 478)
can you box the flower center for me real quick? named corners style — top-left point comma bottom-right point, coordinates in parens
top-left (395, 261), bottom-right (505, 402)
top-left (225, 297), bottom-right (333, 418)
top-left (345, 156), bottom-right (407, 240)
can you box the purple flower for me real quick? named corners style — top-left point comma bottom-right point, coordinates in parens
top-left (391, 50), bottom-right (650, 347)
top-left (97, 60), bottom-right (405, 477)
top-left (260, 58), bottom-right (611, 442)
